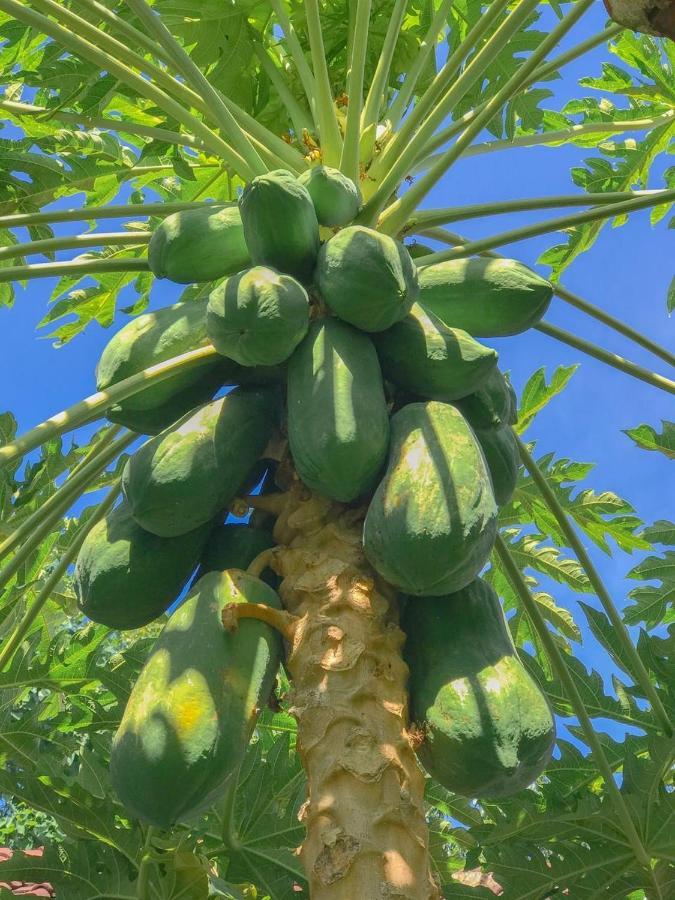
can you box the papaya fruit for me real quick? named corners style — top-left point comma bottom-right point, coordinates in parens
top-left (74, 500), bottom-right (208, 630)
top-left (287, 318), bottom-right (390, 502)
top-left (315, 226), bottom-right (419, 332)
top-left (122, 387), bottom-right (279, 537)
top-left (418, 258), bottom-right (553, 337)
top-left (455, 368), bottom-right (517, 430)
top-left (473, 424), bottom-right (519, 506)
top-left (206, 266), bottom-right (309, 367)
top-left (110, 569), bottom-right (283, 828)
top-left (297, 165), bottom-right (361, 226)
top-left (373, 303), bottom-right (498, 402)
top-left (403, 578), bottom-right (555, 798)
top-left (196, 523), bottom-right (276, 586)
top-left (105, 365), bottom-right (230, 435)
top-left (239, 169), bottom-right (319, 283)
top-left (363, 401), bottom-right (497, 595)
top-left (148, 205), bottom-right (250, 284)
top-left (96, 298), bottom-right (236, 415)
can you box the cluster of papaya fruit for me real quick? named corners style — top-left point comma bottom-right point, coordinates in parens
top-left (74, 166), bottom-right (555, 828)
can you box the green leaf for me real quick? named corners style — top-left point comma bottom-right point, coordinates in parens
top-left (515, 365), bottom-right (577, 433)
top-left (624, 421), bottom-right (675, 458)
top-left (625, 551), bottom-right (675, 628)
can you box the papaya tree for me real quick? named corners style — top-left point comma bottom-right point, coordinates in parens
top-left (0, 1), bottom-right (673, 898)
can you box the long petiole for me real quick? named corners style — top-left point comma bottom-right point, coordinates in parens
top-left (360, 0), bottom-right (408, 139)
top-left (494, 534), bottom-right (652, 870)
top-left (0, 201), bottom-right (213, 231)
top-left (0, 258), bottom-right (150, 284)
top-left (123, 0), bottom-right (267, 177)
top-left (535, 322), bottom-right (675, 396)
top-left (340, 0), bottom-right (372, 181)
top-left (386, 0), bottom-right (456, 129)
top-left (418, 111), bottom-right (675, 171)
top-left (366, 0), bottom-right (512, 186)
top-left (517, 440), bottom-right (672, 736)
top-left (0, 433), bottom-right (135, 592)
top-left (304, 0), bottom-right (343, 166)
top-left (378, 0), bottom-right (596, 234)
top-left (0, 0), bottom-right (251, 177)
top-left (416, 188), bottom-right (675, 265)
top-left (0, 232), bottom-right (151, 263)
top-left (414, 22), bottom-right (626, 163)
top-left (0, 485), bottom-right (121, 673)
top-left (405, 190), bottom-right (662, 230)
top-left (253, 40), bottom-right (314, 141)
top-left (415, 226), bottom-right (675, 374)
top-left (0, 345), bottom-right (219, 467)
top-left (270, 0), bottom-right (318, 125)
top-left (1, 98), bottom-right (205, 151)
top-left (0, 428), bottom-right (127, 563)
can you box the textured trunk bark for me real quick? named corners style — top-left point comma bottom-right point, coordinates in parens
top-left (603, 0), bottom-right (675, 39)
top-left (252, 483), bottom-right (440, 899)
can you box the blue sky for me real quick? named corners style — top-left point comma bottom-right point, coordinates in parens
top-left (0, 4), bottom-right (672, 737)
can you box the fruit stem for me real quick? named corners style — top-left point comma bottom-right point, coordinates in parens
top-left (377, 0), bottom-right (595, 234)
top-left (0, 427), bottom-right (132, 565)
top-left (123, 0), bottom-right (269, 177)
top-left (494, 533), bottom-right (652, 870)
top-left (517, 439), bottom-right (673, 737)
top-left (414, 226), bottom-right (675, 371)
top-left (385, 0), bottom-right (457, 129)
top-left (304, 0), bottom-right (344, 167)
top-left (340, 0), bottom-right (372, 182)
top-left (536, 321), bottom-right (675, 396)
top-left (0, 485), bottom-right (121, 674)
top-left (0, 346), bottom-right (219, 467)
top-left (0, 231), bottom-right (151, 263)
top-left (415, 189), bottom-right (675, 266)
top-left (136, 825), bottom-right (157, 900)
top-left (222, 602), bottom-right (298, 641)
top-left (0, 257), bottom-right (150, 284)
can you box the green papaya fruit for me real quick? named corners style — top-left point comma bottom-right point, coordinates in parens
top-left (148, 205), bottom-right (250, 284)
top-left (74, 500), bottom-right (209, 630)
top-left (473, 424), bottom-right (519, 506)
top-left (297, 165), bottom-right (361, 226)
top-left (96, 298), bottom-right (236, 414)
top-left (239, 169), bottom-right (319, 282)
top-left (363, 401), bottom-right (497, 595)
top-left (455, 368), bottom-right (517, 430)
top-left (418, 258), bottom-right (553, 337)
top-left (196, 523), bottom-right (276, 585)
top-left (373, 303), bottom-right (498, 402)
top-left (105, 365), bottom-right (230, 435)
top-left (110, 569), bottom-right (283, 827)
top-left (287, 318), bottom-right (390, 502)
top-left (206, 265), bottom-right (309, 366)
top-left (403, 578), bottom-right (555, 798)
top-left (122, 387), bottom-right (278, 537)
top-left (405, 241), bottom-right (434, 260)
top-left (315, 226), bottom-right (419, 332)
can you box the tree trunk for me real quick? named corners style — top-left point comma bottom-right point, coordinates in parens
top-left (603, 0), bottom-right (675, 39)
top-left (265, 483), bottom-right (440, 899)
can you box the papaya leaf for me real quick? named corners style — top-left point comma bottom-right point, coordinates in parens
top-left (668, 274), bottom-right (674, 314)
top-left (624, 420), bottom-right (675, 458)
top-left (514, 365), bottom-right (577, 433)
top-left (625, 550), bottom-right (675, 628)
